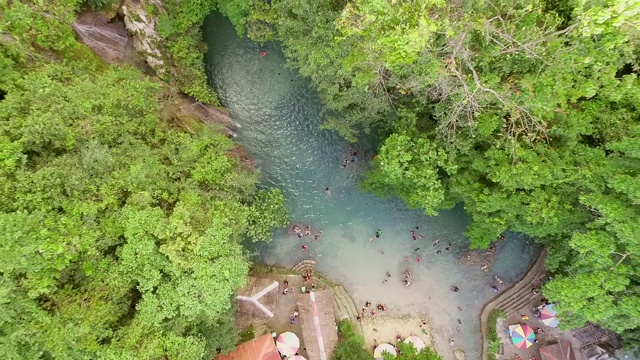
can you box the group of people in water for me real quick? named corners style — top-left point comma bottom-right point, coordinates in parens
top-left (292, 225), bottom-right (323, 252)
top-left (341, 150), bottom-right (359, 168)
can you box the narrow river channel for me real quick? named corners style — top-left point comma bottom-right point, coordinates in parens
top-left (203, 12), bottom-right (540, 360)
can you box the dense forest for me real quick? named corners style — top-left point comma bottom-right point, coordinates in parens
top-left (0, 1), bottom-right (287, 359)
top-left (217, 0), bottom-right (640, 348)
top-left (1, 0), bottom-right (639, 358)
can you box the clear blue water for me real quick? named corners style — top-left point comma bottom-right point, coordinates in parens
top-left (203, 13), bottom-right (540, 360)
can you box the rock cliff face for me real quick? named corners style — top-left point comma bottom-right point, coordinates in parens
top-left (120, 0), bottom-right (169, 78)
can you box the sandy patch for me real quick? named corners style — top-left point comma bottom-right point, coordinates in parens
top-left (360, 313), bottom-right (434, 352)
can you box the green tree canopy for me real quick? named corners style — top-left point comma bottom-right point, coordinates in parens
top-left (0, 2), bottom-right (288, 357)
top-left (241, 0), bottom-right (640, 344)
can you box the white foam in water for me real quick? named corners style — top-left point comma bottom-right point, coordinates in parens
top-left (203, 12), bottom-right (539, 360)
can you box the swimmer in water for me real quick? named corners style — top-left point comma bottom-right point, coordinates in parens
top-left (404, 256), bottom-right (409, 261)
top-left (433, 239), bottom-right (440, 246)
top-left (385, 272), bottom-right (391, 277)
top-left (415, 247), bottom-right (420, 251)
top-left (376, 229), bottom-right (382, 238)
top-left (325, 187), bottom-right (330, 195)
top-left (416, 257), bottom-right (422, 262)
top-left (301, 245), bottom-right (308, 251)
top-left (436, 250), bottom-right (442, 254)
top-left (260, 50), bottom-right (267, 56)
top-left (369, 237), bottom-right (373, 242)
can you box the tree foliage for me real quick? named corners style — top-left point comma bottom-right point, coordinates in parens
top-left (0, 2), bottom-right (288, 359)
top-left (239, 0), bottom-right (640, 343)
top-left (331, 320), bottom-right (371, 360)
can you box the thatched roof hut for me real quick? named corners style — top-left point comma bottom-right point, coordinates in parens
top-left (234, 277), bottom-right (279, 320)
top-left (297, 289), bottom-right (338, 360)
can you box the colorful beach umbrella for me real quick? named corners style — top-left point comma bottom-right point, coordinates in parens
top-left (276, 332), bottom-right (300, 356)
top-left (404, 335), bottom-right (426, 352)
top-left (540, 305), bottom-right (559, 328)
top-left (509, 324), bottom-right (536, 349)
top-left (374, 343), bottom-right (397, 359)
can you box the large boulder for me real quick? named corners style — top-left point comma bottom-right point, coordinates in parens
top-left (120, 0), bottom-right (169, 77)
top-left (73, 11), bottom-right (129, 64)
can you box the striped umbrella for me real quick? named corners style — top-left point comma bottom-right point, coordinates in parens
top-left (540, 305), bottom-right (559, 328)
top-left (404, 335), bottom-right (426, 352)
top-left (276, 332), bottom-right (300, 357)
top-left (509, 324), bottom-right (536, 349)
top-left (374, 343), bottom-right (397, 359)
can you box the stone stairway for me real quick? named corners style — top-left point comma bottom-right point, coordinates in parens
top-left (493, 273), bottom-right (545, 317)
top-left (480, 248), bottom-right (548, 360)
top-left (292, 260), bottom-right (316, 275)
top-left (330, 285), bottom-right (364, 337)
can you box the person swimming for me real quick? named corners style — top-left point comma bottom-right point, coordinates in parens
top-left (325, 187), bottom-right (330, 195)
top-left (404, 256), bottom-right (409, 261)
top-left (301, 245), bottom-right (308, 251)
top-left (385, 272), bottom-right (391, 277)
top-left (436, 250), bottom-right (442, 254)
top-left (260, 50), bottom-right (267, 57)
top-left (416, 257), bottom-right (422, 262)
top-left (451, 286), bottom-right (460, 292)
top-left (375, 229), bottom-right (382, 238)
top-left (491, 285), bottom-right (499, 292)
top-left (432, 239), bottom-right (440, 246)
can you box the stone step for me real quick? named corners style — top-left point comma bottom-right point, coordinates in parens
top-left (335, 286), bottom-right (364, 336)
top-left (331, 290), bottom-right (352, 321)
top-left (337, 286), bottom-right (359, 319)
top-left (505, 295), bottom-right (537, 316)
top-left (328, 288), bottom-right (345, 320)
top-left (496, 293), bottom-right (521, 310)
top-left (334, 289), bottom-right (355, 320)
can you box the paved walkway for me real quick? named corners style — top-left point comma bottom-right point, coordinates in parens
top-left (480, 248), bottom-right (548, 360)
top-left (309, 291), bottom-right (327, 360)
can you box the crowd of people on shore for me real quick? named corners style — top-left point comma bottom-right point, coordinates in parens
top-left (357, 300), bottom-right (389, 320)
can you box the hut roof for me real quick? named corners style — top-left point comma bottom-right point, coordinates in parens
top-left (540, 340), bottom-right (576, 360)
top-left (296, 289), bottom-right (338, 360)
top-left (234, 277), bottom-right (279, 320)
top-left (215, 334), bottom-right (280, 360)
